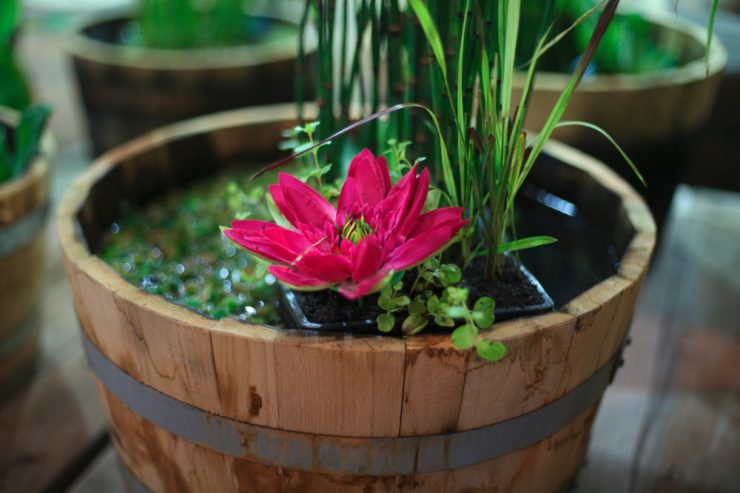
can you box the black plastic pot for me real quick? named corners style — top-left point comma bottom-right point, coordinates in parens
top-left (279, 264), bottom-right (554, 333)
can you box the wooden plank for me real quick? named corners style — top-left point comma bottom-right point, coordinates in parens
top-left (634, 392), bottom-right (740, 492)
top-left (273, 334), bottom-right (406, 437)
top-left (0, 352), bottom-right (107, 493)
top-left (456, 312), bottom-right (576, 431)
top-left (99, 384), bottom-right (241, 493)
top-left (209, 318), bottom-right (281, 427)
top-left (443, 404), bottom-right (598, 493)
top-left (399, 335), bottom-right (468, 436)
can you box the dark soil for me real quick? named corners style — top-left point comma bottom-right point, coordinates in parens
top-left (463, 256), bottom-right (545, 309)
top-left (291, 256), bottom-right (545, 326)
top-left (292, 290), bottom-right (382, 324)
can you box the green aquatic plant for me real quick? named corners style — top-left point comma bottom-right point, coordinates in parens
top-left (136, 0), bottom-right (264, 49)
top-left (0, 104), bottom-right (51, 185)
top-left (0, 0), bottom-right (32, 110)
top-left (99, 170), bottom-right (282, 325)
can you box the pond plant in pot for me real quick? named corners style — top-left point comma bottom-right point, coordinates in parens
top-left (58, 1), bottom-right (664, 491)
top-left (66, 0), bottom-right (316, 155)
top-left (0, 0), bottom-right (32, 110)
top-left (516, 0), bottom-right (727, 228)
top-left (0, 104), bottom-right (52, 399)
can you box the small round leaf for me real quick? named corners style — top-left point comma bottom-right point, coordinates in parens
top-left (451, 324), bottom-right (476, 349)
top-left (377, 313), bottom-right (396, 333)
top-left (475, 339), bottom-right (506, 361)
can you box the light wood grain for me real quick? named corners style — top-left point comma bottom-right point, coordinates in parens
top-left (400, 335), bottom-right (468, 436)
top-left (274, 334), bottom-right (406, 437)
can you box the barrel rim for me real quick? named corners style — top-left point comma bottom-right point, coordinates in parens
top-left (64, 6), bottom-right (317, 71)
top-left (56, 102), bottom-right (656, 348)
top-left (519, 9), bottom-right (727, 92)
top-left (0, 106), bottom-right (54, 223)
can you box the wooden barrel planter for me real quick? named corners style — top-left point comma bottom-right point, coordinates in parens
top-left (65, 7), bottom-right (315, 155)
top-left (58, 104), bottom-right (655, 492)
top-left (0, 107), bottom-right (52, 398)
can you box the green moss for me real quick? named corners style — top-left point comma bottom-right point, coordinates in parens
top-left (98, 169), bottom-right (282, 326)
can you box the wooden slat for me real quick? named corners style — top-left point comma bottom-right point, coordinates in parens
top-left (273, 334), bottom-right (406, 437)
top-left (100, 385), bottom-right (239, 493)
top-left (209, 318), bottom-right (281, 428)
top-left (456, 312), bottom-right (576, 431)
top-left (400, 336), bottom-right (468, 436)
top-left (0, 150), bottom-right (50, 227)
top-left (444, 404), bottom-right (598, 493)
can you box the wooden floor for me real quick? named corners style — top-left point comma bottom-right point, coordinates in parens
top-left (1, 4), bottom-right (739, 493)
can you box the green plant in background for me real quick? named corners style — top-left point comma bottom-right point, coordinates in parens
top-left (0, 104), bottom-right (51, 184)
top-left (136, 0), bottom-right (264, 49)
top-left (519, 0), bottom-right (680, 75)
top-left (0, 0), bottom-right (32, 110)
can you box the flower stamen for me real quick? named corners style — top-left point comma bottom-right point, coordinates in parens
top-left (341, 214), bottom-right (374, 244)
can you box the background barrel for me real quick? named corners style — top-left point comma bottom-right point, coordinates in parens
top-left (66, 10), bottom-right (315, 155)
top-left (58, 105), bottom-right (655, 492)
top-left (0, 107), bottom-right (51, 398)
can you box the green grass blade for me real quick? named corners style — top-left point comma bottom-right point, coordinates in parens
top-left (517, 0), bottom-right (607, 71)
top-left (555, 120), bottom-right (645, 186)
top-left (520, 0), bottom-right (620, 189)
top-left (408, 0), bottom-right (447, 82)
top-left (497, 235), bottom-right (557, 253)
top-left (500, 0), bottom-right (521, 118)
top-left (706, 0), bottom-right (719, 76)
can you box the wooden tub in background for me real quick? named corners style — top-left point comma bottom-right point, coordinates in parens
top-left (0, 107), bottom-right (52, 398)
top-left (516, 10), bottom-right (726, 148)
top-left (515, 11), bottom-right (726, 231)
top-left (57, 104), bottom-right (655, 493)
top-left (65, 5), bottom-right (315, 156)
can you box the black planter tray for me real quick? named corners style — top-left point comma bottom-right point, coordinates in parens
top-left (279, 263), bottom-right (554, 333)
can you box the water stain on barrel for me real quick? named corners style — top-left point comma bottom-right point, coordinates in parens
top-left (249, 385), bottom-right (262, 417)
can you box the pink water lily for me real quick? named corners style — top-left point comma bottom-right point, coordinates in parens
top-left (225, 149), bottom-right (467, 299)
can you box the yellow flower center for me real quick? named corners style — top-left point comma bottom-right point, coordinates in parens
top-left (341, 215), bottom-right (373, 244)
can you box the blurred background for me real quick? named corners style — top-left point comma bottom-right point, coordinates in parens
top-left (0, 0), bottom-right (738, 491)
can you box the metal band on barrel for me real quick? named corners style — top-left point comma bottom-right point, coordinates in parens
top-left (83, 331), bottom-right (615, 476)
top-left (0, 203), bottom-right (48, 257)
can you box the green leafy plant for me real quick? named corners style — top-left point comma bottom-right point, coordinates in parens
top-left (0, 0), bottom-right (31, 110)
top-left (0, 104), bottom-right (51, 184)
top-left (376, 258), bottom-right (505, 361)
top-left (136, 0), bottom-right (259, 49)
top-left (520, 0), bottom-right (680, 75)
top-left (284, 0), bottom-right (717, 358)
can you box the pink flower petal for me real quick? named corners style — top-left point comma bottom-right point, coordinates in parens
top-left (269, 265), bottom-right (332, 289)
top-left (224, 220), bottom-right (308, 264)
top-left (338, 270), bottom-right (392, 299)
top-left (376, 164), bottom-right (417, 215)
top-left (408, 207), bottom-right (467, 239)
top-left (396, 167), bottom-right (430, 236)
top-left (296, 251), bottom-right (353, 283)
top-left (273, 173), bottom-right (336, 230)
top-left (347, 149), bottom-right (391, 206)
top-left (336, 177), bottom-right (362, 224)
top-left (351, 235), bottom-right (385, 282)
top-left (386, 224), bottom-right (461, 271)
